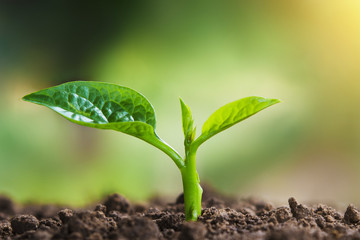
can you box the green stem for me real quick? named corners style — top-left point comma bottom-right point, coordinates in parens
top-left (146, 136), bottom-right (185, 169)
top-left (181, 149), bottom-right (203, 221)
top-left (146, 134), bottom-right (202, 221)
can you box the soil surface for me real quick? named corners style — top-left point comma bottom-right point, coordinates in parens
top-left (1, 187), bottom-right (360, 239)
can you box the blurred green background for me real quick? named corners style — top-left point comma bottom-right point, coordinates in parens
top-left (1, 0), bottom-right (359, 207)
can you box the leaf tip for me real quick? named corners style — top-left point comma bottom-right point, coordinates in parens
top-left (22, 93), bottom-right (32, 102)
top-left (258, 97), bottom-right (281, 105)
top-left (179, 96), bottom-right (185, 105)
top-left (271, 98), bottom-right (281, 104)
top-left (179, 97), bottom-right (189, 111)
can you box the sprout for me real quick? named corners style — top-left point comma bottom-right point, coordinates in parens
top-left (23, 81), bottom-right (280, 221)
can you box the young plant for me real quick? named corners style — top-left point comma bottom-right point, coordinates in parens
top-left (23, 81), bottom-right (280, 221)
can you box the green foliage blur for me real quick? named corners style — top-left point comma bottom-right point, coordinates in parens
top-left (1, 1), bottom-right (360, 206)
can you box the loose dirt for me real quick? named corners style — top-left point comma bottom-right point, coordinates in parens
top-left (1, 188), bottom-right (360, 239)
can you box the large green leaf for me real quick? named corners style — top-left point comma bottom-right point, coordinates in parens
top-left (23, 81), bottom-right (185, 168)
top-left (23, 81), bottom-right (157, 138)
top-left (193, 96), bottom-right (280, 147)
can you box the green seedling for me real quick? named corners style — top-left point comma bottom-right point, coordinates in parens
top-left (23, 81), bottom-right (280, 221)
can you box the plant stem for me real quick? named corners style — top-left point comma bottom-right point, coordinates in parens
top-left (149, 135), bottom-right (202, 221)
top-left (148, 136), bottom-right (185, 169)
top-left (181, 149), bottom-right (203, 221)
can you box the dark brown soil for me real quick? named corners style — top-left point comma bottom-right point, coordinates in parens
top-left (1, 188), bottom-right (360, 240)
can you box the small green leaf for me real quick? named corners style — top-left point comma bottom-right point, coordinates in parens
top-left (194, 96), bottom-right (280, 147)
top-left (179, 97), bottom-right (195, 144)
top-left (23, 81), bottom-right (185, 168)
